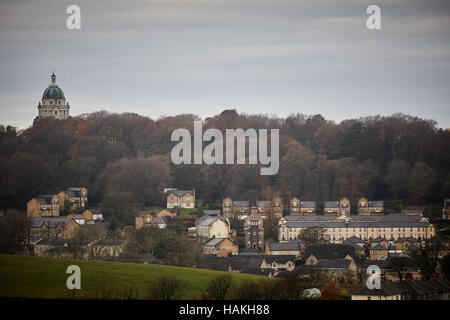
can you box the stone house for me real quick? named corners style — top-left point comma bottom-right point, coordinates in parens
top-left (166, 189), bottom-right (195, 209)
top-left (27, 194), bottom-right (59, 217)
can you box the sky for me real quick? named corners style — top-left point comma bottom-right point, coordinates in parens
top-left (0, 0), bottom-right (449, 129)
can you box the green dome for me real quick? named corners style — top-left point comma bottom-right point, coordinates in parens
top-left (42, 85), bottom-right (65, 100)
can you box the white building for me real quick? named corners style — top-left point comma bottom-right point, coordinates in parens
top-left (37, 73), bottom-right (70, 119)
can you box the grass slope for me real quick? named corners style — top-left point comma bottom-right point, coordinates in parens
top-left (0, 254), bottom-right (261, 299)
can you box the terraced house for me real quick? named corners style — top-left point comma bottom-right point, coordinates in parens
top-left (278, 213), bottom-right (435, 243)
top-left (166, 189), bottom-right (195, 209)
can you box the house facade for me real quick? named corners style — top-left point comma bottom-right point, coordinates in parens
top-left (244, 213), bottom-right (265, 251)
top-left (166, 189), bottom-right (195, 209)
top-left (196, 214), bottom-right (230, 239)
top-left (27, 194), bottom-right (59, 217)
top-left (278, 213), bottom-right (435, 243)
top-left (58, 187), bottom-right (88, 211)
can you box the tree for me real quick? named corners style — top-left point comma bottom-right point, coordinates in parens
top-left (384, 160), bottom-right (410, 199)
top-left (440, 254), bottom-right (450, 281)
top-left (148, 275), bottom-right (183, 300)
top-left (387, 257), bottom-right (411, 281)
top-left (205, 274), bottom-right (233, 300)
top-left (321, 281), bottom-right (342, 300)
top-left (298, 227), bottom-right (329, 245)
top-left (0, 211), bottom-right (28, 254)
top-left (408, 162), bottom-right (435, 204)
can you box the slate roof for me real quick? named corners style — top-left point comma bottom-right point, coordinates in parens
top-left (370, 244), bottom-right (388, 250)
top-left (34, 239), bottom-right (67, 246)
top-left (396, 279), bottom-right (439, 295)
top-left (300, 201), bottom-right (316, 207)
top-left (304, 244), bottom-right (355, 260)
top-left (168, 190), bottom-right (194, 197)
top-left (240, 268), bottom-right (273, 276)
top-left (427, 279), bottom-right (450, 293)
top-left (268, 241), bottom-right (302, 251)
top-left (203, 210), bottom-right (221, 216)
top-left (344, 236), bottom-right (364, 243)
top-left (290, 264), bottom-right (316, 276)
top-left (203, 238), bottom-right (229, 247)
top-left (152, 217), bottom-right (167, 224)
top-left (36, 195), bottom-right (54, 205)
top-left (314, 259), bottom-right (352, 269)
top-left (233, 200), bottom-right (249, 207)
top-left (351, 281), bottom-right (403, 296)
top-left (256, 200), bottom-right (271, 207)
top-left (197, 215), bottom-right (228, 226)
top-left (368, 201), bottom-right (384, 207)
top-left (394, 237), bottom-right (419, 243)
top-left (324, 201), bottom-right (339, 208)
top-left (260, 255), bottom-right (296, 264)
top-left (30, 217), bottom-right (73, 228)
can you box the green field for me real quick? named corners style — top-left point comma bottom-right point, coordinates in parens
top-left (0, 254), bottom-right (261, 299)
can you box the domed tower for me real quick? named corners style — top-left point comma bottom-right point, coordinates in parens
top-left (37, 73), bottom-right (70, 119)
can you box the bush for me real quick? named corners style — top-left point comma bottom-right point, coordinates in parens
top-left (205, 274), bottom-right (233, 300)
top-left (147, 275), bottom-right (183, 300)
top-left (321, 281), bottom-right (342, 300)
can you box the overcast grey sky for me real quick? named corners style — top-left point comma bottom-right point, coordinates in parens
top-left (1, 0), bottom-right (449, 128)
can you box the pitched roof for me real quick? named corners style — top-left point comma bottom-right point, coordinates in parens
top-left (233, 200), bottom-right (249, 207)
top-left (269, 241), bottom-right (302, 251)
top-left (324, 201), bottom-right (339, 208)
top-left (203, 210), bottom-right (221, 216)
top-left (152, 216), bottom-right (167, 224)
top-left (427, 279), bottom-right (450, 292)
top-left (203, 238), bottom-right (229, 247)
top-left (314, 259), bottom-right (352, 269)
top-left (396, 279), bottom-right (439, 295)
top-left (260, 255), bottom-right (296, 264)
top-left (351, 281), bottom-right (403, 296)
top-left (368, 201), bottom-right (384, 207)
top-left (197, 215), bottom-right (228, 226)
top-left (256, 200), bottom-right (271, 207)
top-left (36, 195), bottom-right (55, 205)
top-left (394, 237), bottom-right (419, 243)
top-left (344, 235), bottom-right (364, 243)
top-left (30, 217), bottom-right (74, 228)
top-left (370, 244), bottom-right (388, 250)
top-left (300, 201), bottom-right (316, 207)
top-left (169, 190), bottom-right (194, 197)
top-left (304, 244), bottom-right (355, 260)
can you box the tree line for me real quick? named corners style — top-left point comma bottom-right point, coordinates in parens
top-left (0, 109), bottom-right (448, 225)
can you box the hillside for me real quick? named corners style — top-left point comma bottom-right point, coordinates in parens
top-left (0, 255), bottom-right (261, 299)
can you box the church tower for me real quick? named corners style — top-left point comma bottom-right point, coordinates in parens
top-left (37, 73), bottom-right (70, 119)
